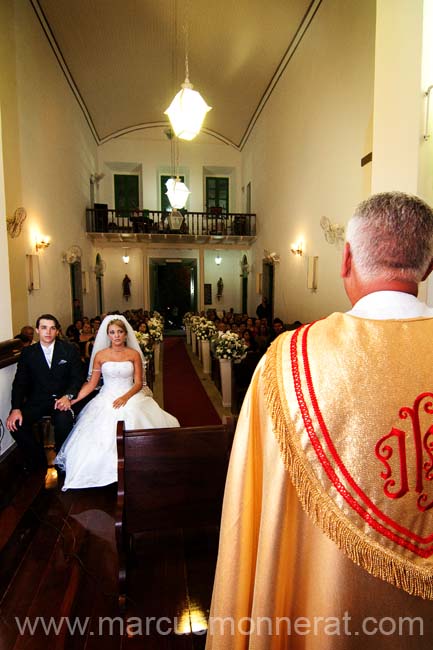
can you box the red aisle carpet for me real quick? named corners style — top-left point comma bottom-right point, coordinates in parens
top-left (163, 337), bottom-right (221, 426)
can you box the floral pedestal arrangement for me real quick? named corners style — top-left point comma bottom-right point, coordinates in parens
top-left (191, 330), bottom-right (197, 355)
top-left (195, 319), bottom-right (217, 373)
top-left (147, 312), bottom-right (164, 376)
top-left (201, 339), bottom-right (211, 374)
top-left (183, 312), bottom-right (193, 345)
top-left (219, 358), bottom-right (232, 407)
top-left (153, 342), bottom-right (160, 375)
top-left (215, 331), bottom-right (248, 409)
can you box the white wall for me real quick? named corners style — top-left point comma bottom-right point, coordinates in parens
top-left (203, 249), bottom-right (250, 313)
top-left (97, 131), bottom-right (242, 213)
top-left (95, 246), bottom-right (146, 313)
top-left (93, 244), bottom-right (252, 315)
top-left (2, 0), bottom-right (98, 333)
top-left (242, 0), bottom-right (376, 323)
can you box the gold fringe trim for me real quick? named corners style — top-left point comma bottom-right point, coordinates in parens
top-left (263, 332), bottom-right (433, 600)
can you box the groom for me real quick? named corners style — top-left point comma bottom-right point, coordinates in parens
top-left (6, 314), bottom-right (84, 471)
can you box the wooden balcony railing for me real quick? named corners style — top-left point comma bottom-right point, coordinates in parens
top-left (86, 207), bottom-right (256, 238)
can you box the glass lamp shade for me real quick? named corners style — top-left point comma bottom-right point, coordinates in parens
top-left (165, 177), bottom-right (190, 209)
top-left (165, 82), bottom-right (211, 141)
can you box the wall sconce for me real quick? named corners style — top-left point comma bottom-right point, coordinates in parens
top-left (215, 254), bottom-right (222, 265)
top-left (320, 216), bottom-right (345, 246)
top-left (90, 172), bottom-right (105, 185)
top-left (290, 241), bottom-right (304, 256)
top-left (424, 85), bottom-right (433, 141)
top-left (122, 248), bottom-right (130, 264)
top-left (35, 236), bottom-right (51, 252)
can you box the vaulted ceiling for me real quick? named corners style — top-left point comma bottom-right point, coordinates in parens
top-left (32, 0), bottom-right (321, 150)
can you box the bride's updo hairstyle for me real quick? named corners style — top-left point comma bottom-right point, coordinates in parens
top-left (107, 318), bottom-right (128, 341)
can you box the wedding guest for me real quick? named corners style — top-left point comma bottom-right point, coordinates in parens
top-left (15, 325), bottom-right (35, 345)
top-left (256, 296), bottom-right (271, 324)
top-left (6, 314), bottom-right (84, 471)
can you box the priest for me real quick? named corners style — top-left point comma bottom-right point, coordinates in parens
top-left (206, 192), bottom-right (433, 649)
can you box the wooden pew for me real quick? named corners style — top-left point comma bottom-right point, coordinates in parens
top-left (115, 417), bottom-right (235, 610)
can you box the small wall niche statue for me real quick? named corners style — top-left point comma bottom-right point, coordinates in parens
top-left (123, 274), bottom-right (131, 301)
top-left (240, 254), bottom-right (250, 278)
top-left (217, 277), bottom-right (224, 301)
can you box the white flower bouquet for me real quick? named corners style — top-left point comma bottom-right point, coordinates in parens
top-left (190, 315), bottom-right (203, 332)
top-left (148, 317), bottom-right (164, 343)
top-left (134, 331), bottom-right (154, 357)
top-left (183, 311), bottom-right (194, 326)
top-left (215, 331), bottom-right (248, 361)
top-left (195, 319), bottom-right (217, 341)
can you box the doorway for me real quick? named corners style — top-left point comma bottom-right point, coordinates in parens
top-left (70, 261), bottom-right (83, 323)
top-left (150, 259), bottom-right (197, 329)
top-left (262, 261), bottom-right (274, 321)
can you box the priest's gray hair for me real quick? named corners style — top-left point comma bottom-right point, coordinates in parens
top-left (346, 192), bottom-right (433, 283)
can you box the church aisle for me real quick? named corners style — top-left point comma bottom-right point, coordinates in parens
top-left (162, 338), bottom-right (221, 426)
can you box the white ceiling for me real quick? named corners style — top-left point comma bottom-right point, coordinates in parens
top-left (32, 0), bottom-right (322, 149)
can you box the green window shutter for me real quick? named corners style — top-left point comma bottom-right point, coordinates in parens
top-left (114, 175), bottom-right (139, 214)
top-left (205, 177), bottom-right (229, 212)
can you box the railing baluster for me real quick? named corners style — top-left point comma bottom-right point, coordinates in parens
top-left (86, 208), bottom-right (256, 237)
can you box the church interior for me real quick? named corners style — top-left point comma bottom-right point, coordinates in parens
top-left (1, 0), bottom-right (433, 647)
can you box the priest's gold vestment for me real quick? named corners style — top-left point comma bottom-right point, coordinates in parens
top-left (206, 314), bottom-right (433, 649)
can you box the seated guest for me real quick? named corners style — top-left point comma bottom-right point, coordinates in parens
top-left (15, 325), bottom-right (35, 345)
top-left (6, 314), bottom-right (84, 471)
top-left (255, 323), bottom-right (269, 353)
top-left (242, 329), bottom-right (258, 352)
top-left (267, 317), bottom-right (285, 345)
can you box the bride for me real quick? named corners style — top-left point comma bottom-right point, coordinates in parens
top-left (56, 314), bottom-right (179, 490)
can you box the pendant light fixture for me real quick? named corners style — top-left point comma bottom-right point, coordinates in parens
top-left (165, 2), bottom-right (211, 141)
top-left (165, 176), bottom-right (190, 209)
top-left (165, 128), bottom-right (190, 210)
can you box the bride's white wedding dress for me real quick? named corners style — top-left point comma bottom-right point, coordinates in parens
top-left (56, 360), bottom-right (179, 491)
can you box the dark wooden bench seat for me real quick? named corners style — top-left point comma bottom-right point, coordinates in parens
top-left (115, 417), bottom-right (235, 609)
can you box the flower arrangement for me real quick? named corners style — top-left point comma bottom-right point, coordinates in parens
top-left (134, 331), bottom-right (154, 357)
top-left (190, 315), bottom-right (202, 332)
top-left (195, 319), bottom-right (217, 341)
top-left (152, 310), bottom-right (164, 325)
top-left (183, 311), bottom-right (194, 327)
top-left (215, 331), bottom-right (248, 361)
top-left (148, 316), bottom-right (164, 343)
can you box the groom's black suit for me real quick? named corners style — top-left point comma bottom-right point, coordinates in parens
top-left (10, 339), bottom-right (84, 469)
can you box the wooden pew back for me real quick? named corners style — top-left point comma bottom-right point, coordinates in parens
top-left (115, 418), bottom-right (235, 609)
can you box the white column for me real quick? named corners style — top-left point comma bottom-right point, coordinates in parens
top-left (142, 249), bottom-right (149, 311)
top-left (0, 110), bottom-right (13, 339)
top-left (199, 248), bottom-right (205, 312)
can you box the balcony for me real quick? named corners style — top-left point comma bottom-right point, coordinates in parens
top-left (86, 207), bottom-right (256, 245)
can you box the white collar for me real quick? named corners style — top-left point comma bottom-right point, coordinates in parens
top-left (346, 291), bottom-right (433, 319)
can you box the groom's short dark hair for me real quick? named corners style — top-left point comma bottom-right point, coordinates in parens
top-left (36, 313), bottom-right (60, 329)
